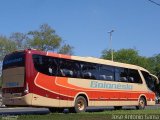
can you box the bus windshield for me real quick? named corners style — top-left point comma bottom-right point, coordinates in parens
top-left (2, 52), bottom-right (25, 88)
top-left (141, 71), bottom-right (157, 92)
top-left (3, 52), bottom-right (25, 70)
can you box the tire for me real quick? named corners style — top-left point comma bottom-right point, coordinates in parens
top-left (136, 97), bottom-right (146, 110)
top-left (114, 106), bottom-right (122, 110)
top-left (70, 96), bottom-right (87, 113)
top-left (49, 107), bottom-right (64, 113)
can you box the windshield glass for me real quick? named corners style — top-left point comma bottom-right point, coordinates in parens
top-left (3, 52), bottom-right (25, 70)
top-left (2, 52), bottom-right (25, 88)
top-left (141, 71), bottom-right (156, 92)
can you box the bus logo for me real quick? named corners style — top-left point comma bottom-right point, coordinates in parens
top-left (90, 81), bottom-right (133, 90)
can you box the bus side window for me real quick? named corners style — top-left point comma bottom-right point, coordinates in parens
top-left (128, 69), bottom-right (142, 84)
top-left (33, 55), bottom-right (48, 75)
top-left (115, 67), bottom-right (128, 82)
top-left (48, 58), bottom-right (58, 76)
top-left (80, 63), bottom-right (98, 80)
top-left (59, 59), bottom-right (80, 78)
top-left (33, 55), bottom-right (58, 76)
top-left (98, 65), bottom-right (114, 81)
top-left (128, 77), bottom-right (134, 83)
top-left (59, 60), bottom-right (73, 77)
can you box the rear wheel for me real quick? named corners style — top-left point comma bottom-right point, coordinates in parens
top-left (70, 96), bottom-right (87, 113)
top-left (136, 97), bottom-right (146, 110)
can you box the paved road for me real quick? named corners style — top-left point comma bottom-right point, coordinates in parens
top-left (0, 107), bottom-right (49, 115)
top-left (0, 104), bottom-right (160, 115)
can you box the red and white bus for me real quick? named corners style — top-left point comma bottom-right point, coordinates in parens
top-left (2, 49), bottom-right (158, 113)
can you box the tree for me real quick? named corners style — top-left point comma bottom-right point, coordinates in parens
top-left (27, 24), bottom-right (74, 54)
top-left (101, 48), bottom-right (151, 71)
top-left (0, 24), bottom-right (74, 86)
top-left (0, 36), bottom-right (16, 61)
top-left (58, 44), bottom-right (74, 55)
top-left (27, 24), bottom-right (59, 51)
top-left (28, 24), bottom-right (62, 51)
top-left (10, 32), bottom-right (27, 50)
top-left (101, 48), bottom-right (139, 64)
top-left (0, 36), bottom-right (17, 76)
top-left (101, 49), bottom-right (113, 61)
top-left (149, 54), bottom-right (160, 77)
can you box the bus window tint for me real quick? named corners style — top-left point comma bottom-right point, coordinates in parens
top-left (32, 55), bottom-right (58, 76)
top-left (142, 71), bottom-right (155, 91)
top-left (32, 54), bottom-right (144, 85)
top-left (81, 63), bottom-right (98, 79)
top-left (48, 58), bottom-right (58, 75)
top-left (59, 59), bottom-right (80, 78)
top-left (115, 68), bottom-right (128, 82)
top-left (128, 69), bottom-right (142, 84)
top-left (99, 65), bottom-right (114, 81)
top-left (3, 52), bottom-right (25, 69)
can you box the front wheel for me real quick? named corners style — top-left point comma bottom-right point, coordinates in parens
top-left (136, 97), bottom-right (146, 110)
top-left (70, 96), bottom-right (87, 113)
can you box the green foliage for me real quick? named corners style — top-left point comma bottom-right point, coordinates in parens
top-left (149, 54), bottom-right (160, 78)
top-left (0, 24), bottom-right (74, 57)
top-left (10, 32), bottom-right (27, 50)
top-left (0, 36), bottom-right (16, 61)
top-left (28, 24), bottom-right (62, 51)
top-left (58, 44), bottom-right (74, 55)
top-left (0, 24), bottom-right (74, 80)
top-left (27, 24), bottom-right (73, 55)
top-left (101, 48), bottom-right (153, 74)
top-left (102, 48), bottom-right (139, 64)
top-left (101, 49), bottom-right (113, 61)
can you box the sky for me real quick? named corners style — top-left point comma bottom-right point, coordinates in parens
top-left (0, 0), bottom-right (160, 58)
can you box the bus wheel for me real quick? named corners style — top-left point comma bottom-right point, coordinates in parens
top-left (71, 96), bottom-right (87, 113)
top-left (114, 106), bottom-right (122, 110)
top-left (136, 97), bottom-right (146, 110)
top-left (49, 107), bottom-right (64, 113)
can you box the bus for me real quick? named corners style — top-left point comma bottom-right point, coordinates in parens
top-left (2, 49), bottom-right (158, 113)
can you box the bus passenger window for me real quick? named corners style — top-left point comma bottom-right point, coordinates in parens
top-left (99, 75), bottom-right (113, 81)
top-left (115, 67), bottom-right (128, 82)
top-left (120, 77), bottom-right (127, 82)
top-left (128, 77), bottom-right (134, 83)
top-left (32, 55), bottom-right (58, 76)
top-left (48, 59), bottom-right (58, 76)
top-left (99, 65), bottom-right (114, 81)
top-left (81, 63), bottom-right (98, 79)
top-left (128, 69), bottom-right (142, 84)
top-left (60, 69), bottom-right (73, 77)
top-left (59, 59), bottom-right (80, 78)
top-left (82, 72), bottom-right (93, 79)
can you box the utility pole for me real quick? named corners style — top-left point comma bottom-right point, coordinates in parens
top-left (108, 30), bottom-right (114, 61)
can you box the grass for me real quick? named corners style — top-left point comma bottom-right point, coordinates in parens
top-left (4, 108), bottom-right (160, 120)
